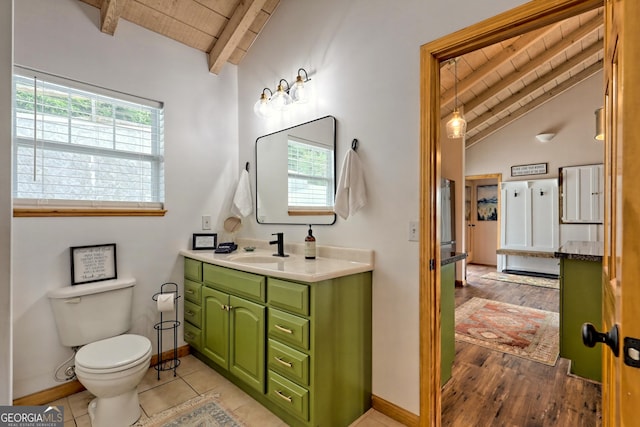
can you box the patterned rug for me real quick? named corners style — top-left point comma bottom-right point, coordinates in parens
top-left (135, 393), bottom-right (245, 427)
top-left (455, 297), bottom-right (559, 366)
top-left (481, 271), bottom-right (559, 289)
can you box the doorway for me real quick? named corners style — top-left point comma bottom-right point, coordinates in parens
top-left (418, 0), bottom-right (604, 425)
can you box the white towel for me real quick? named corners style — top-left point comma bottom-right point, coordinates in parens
top-left (334, 149), bottom-right (367, 220)
top-left (231, 169), bottom-right (253, 218)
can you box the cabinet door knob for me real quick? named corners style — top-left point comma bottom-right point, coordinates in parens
top-left (582, 323), bottom-right (619, 357)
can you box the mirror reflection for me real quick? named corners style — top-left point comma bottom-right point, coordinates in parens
top-left (256, 116), bottom-right (336, 224)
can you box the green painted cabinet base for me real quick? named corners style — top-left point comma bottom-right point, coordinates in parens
top-left (185, 258), bottom-right (372, 427)
top-left (559, 258), bottom-right (602, 382)
top-left (441, 263), bottom-right (455, 386)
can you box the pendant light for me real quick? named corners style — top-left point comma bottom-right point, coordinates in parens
top-left (446, 58), bottom-right (467, 139)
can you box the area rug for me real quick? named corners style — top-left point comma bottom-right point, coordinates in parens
top-left (455, 297), bottom-right (559, 366)
top-left (135, 393), bottom-right (245, 427)
top-left (481, 271), bottom-right (559, 289)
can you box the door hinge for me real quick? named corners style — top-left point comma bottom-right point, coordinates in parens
top-left (429, 259), bottom-right (436, 271)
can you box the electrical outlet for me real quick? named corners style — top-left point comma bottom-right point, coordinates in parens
top-left (409, 221), bottom-right (419, 241)
top-left (202, 215), bottom-right (212, 230)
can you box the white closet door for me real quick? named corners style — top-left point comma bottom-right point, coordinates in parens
top-left (500, 182), bottom-right (527, 248)
top-left (530, 179), bottom-right (559, 249)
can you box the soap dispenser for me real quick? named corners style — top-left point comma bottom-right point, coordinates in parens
top-left (305, 225), bottom-right (316, 259)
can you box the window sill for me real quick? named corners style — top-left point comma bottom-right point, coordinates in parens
top-left (13, 208), bottom-right (167, 217)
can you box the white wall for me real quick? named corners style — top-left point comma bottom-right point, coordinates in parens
top-left (237, 0), bottom-right (528, 414)
top-left (1, 0), bottom-right (14, 405)
top-left (466, 71), bottom-right (604, 179)
top-left (11, 0), bottom-right (239, 398)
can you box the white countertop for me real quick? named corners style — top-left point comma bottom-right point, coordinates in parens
top-left (180, 239), bottom-right (374, 282)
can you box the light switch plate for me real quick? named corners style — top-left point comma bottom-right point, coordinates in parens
top-left (202, 215), bottom-right (212, 230)
top-left (409, 221), bottom-right (419, 241)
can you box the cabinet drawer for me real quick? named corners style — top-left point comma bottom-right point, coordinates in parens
top-left (203, 264), bottom-right (266, 302)
top-left (184, 258), bottom-right (202, 282)
top-left (267, 371), bottom-right (309, 421)
top-left (268, 339), bottom-right (309, 385)
top-left (184, 322), bottom-right (202, 350)
top-left (267, 279), bottom-right (309, 316)
top-left (184, 279), bottom-right (202, 304)
top-left (184, 300), bottom-right (202, 328)
top-left (268, 309), bottom-right (310, 350)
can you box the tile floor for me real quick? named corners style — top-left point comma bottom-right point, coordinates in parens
top-left (47, 355), bottom-right (405, 427)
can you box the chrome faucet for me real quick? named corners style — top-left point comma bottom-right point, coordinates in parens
top-left (270, 232), bottom-right (288, 257)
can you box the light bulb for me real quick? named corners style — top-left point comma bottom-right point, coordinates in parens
top-left (446, 109), bottom-right (467, 139)
top-left (290, 75), bottom-right (308, 104)
top-left (270, 82), bottom-right (292, 111)
top-left (253, 92), bottom-right (272, 118)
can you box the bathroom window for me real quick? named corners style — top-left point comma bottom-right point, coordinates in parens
top-left (287, 136), bottom-right (334, 211)
top-left (12, 67), bottom-right (165, 217)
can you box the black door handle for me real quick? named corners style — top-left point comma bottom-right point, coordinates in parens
top-left (582, 323), bottom-right (619, 357)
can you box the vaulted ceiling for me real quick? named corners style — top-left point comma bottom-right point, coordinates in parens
top-left (78, 0), bottom-right (280, 74)
top-left (439, 7), bottom-right (604, 148)
top-left (79, 1), bottom-right (603, 149)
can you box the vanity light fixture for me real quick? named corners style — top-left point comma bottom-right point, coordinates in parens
top-left (253, 88), bottom-right (273, 118)
top-left (446, 58), bottom-right (467, 139)
top-left (594, 107), bottom-right (604, 141)
top-left (290, 68), bottom-right (310, 104)
top-left (270, 79), bottom-right (293, 111)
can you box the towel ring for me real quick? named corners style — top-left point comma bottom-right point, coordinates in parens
top-left (351, 139), bottom-right (359, 151)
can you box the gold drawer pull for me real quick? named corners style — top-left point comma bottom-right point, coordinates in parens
top-left (275, 390), bottom-right (292, 403)
top-left (274, 357), bottom-right (293, 368)
top-left (186, 310), bottom-right (195, 316)
top-left (185, 289), bottom-right (195, 294)
top-left (275, 324), bottom-right (293, 334)
top-left (185, 332), bottom-right (194, 339)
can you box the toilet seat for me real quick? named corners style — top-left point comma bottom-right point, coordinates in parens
top-left (76, 334), bottom-right (151, 374)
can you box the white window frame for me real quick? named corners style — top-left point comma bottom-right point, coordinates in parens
top-left (287, 135), bottom-right (335, 211)
top-left (12, 66), bottom-right (165, 217)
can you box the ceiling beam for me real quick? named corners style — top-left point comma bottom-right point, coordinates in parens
top-left (208, 0), bottom-right (268, 75)
top-left (464, 60), bottom-right (602, 148)
top-left (459, 14), bottom-right (602, 116)
top-left (100, 0), bottom-right (128, 35)
top-left (466, 41), bottom-right (602, 131)
top-left (440, 23), bottom-right (559, 108)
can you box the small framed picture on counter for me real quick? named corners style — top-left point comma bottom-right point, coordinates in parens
top-left (192, 233), bottom-right (217, 250)
top-left (70, 243), bottom-right (117, 285)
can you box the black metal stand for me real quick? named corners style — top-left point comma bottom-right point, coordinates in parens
top-left (152, 282), bottom-right (181, 380)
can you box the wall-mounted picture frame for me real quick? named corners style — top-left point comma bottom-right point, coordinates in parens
top-left (70, 243), bottom-right (117, 285)
top-left (192, 233), bottom-right (217, 250)
top-left (477, 185), bottom-right (498, 221)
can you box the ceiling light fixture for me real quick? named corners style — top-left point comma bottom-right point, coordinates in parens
top-left (253, 88), bottom-right (273, 118)
top-left (594, 107), bottom-right (604, 141)
top-left (535, 133), bottom-right (556, 143)
top-left (446, 58), bottom-right (467, 139)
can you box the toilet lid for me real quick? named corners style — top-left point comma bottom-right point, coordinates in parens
top-left (75, 334), bottom-right (151, 371)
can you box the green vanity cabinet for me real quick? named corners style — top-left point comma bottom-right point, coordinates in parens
top-left (559, 257), bottom-right (602, 381)
top-left (183, 257), bottom-right (372, 427)
top-left (201, 267), bottom-right (266, 393)
top-left (441, 263), bottom-right (455, 386)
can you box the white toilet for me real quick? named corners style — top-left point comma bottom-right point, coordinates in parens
top-left (48, 278), bottom-right (152, 427)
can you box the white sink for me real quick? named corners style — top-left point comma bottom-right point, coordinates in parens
top-left (227, 254), bottom-right (292, 264)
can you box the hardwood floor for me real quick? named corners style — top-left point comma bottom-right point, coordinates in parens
top-left (441, 264), bottom-right (602, 427)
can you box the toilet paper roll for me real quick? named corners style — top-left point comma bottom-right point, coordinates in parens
top-left (156, 293), bottom-right (175, 312)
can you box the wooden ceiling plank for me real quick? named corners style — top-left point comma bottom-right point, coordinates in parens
top-left (465, 43), bottom-right (601, 129)
top-left (461, 15), bottom-right (602, 114)
top-left (133, 0), bottom-right (227, 37)
top-left (440, 23), bottom-right (559, 106)
top-left (100, 0), bottom-right (129, 35)
top-left (465, 60), bottom-right (602, 148)
top-left (208, 0), bottom-right (269, 74)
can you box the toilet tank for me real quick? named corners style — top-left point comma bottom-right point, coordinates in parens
top-left (47, 278), bottom-right (136, 347)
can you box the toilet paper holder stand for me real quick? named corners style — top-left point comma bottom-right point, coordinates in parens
top-left (152, 282), bottom-right (181, 380)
